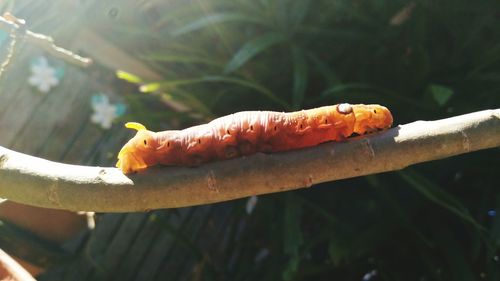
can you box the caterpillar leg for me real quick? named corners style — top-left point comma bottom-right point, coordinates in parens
top-left (224, 145), bottom-right (239, 159)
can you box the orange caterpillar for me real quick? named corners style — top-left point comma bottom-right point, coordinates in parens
top-left (116, 103), bottom-right (393, 174)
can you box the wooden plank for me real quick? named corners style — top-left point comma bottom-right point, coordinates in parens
top-left (73, 28), bottom-right (162, 81)
top-left (152, 205), bottom-right (214, 281)
top-left (176, 203), bottom-right (237, 281)
top-left (55, 114), bottom-right (128, 167)
top-left (88, 126), bottom-right (131, 167)
top-left (38, 232), bottom-right (90, 281)
top-left (59, 120), bottom-right (106, 165)
top-left (0, 93), bottom-right (46, 147)
top-left (0, 48), bottom-right (48, 147)
top-left (0, 84), bottom-right (47, 148)
top-left (0, 69), bottom-right (30, 117)
top-left (81, 130), bottom-right (111, 166)
top-left (34, 88), bottom-right (92, 160)
top-left (134, 208), bottom-right (194, 281)
top-left (8, 69), bottom-right (86, 153)
top-left (63, 214), bottom-right (127, 281)
top-left (0, 46), bottom-right (34, 115)
top-left (115, 211), bottom-right (170, 281)
top-left (95, 213), bottom-right (149, 280)
top-left (9, 67), bottom-right (87, 154)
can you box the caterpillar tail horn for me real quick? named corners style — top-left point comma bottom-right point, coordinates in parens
top-left (125, 122), bottom-right (147, 131)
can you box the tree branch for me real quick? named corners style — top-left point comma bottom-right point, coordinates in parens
top-left (0, 109), bottom-right (499, 212)
top-left (0, 15), bottom-right (92, 67)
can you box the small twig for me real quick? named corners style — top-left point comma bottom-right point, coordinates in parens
top-left (0, 14), bottom-right (92, 67)
top-left (0, 27), bottom-right (18, 77)
top-left (0, 109), bottom-right (499, 212)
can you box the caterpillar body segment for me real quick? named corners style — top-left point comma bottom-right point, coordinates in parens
top-left (116, 103), bottom-right (393, 174)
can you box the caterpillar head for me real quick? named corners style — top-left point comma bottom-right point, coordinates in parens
top-left (350, 104), bottom-right (393, 135)
top-left (116, 122), bottom-right (161, 174)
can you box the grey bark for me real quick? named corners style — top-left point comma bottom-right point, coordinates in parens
top-left (0, 109), bottom-right (498, 212)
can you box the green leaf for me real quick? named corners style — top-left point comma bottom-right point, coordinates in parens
top-left (428, 84), bottom-right (454, 106)
top-left (398, 169), bottom-right (483, 231)
top-left (289, 0), bottom-right (311, 28)
top-left (316, 83), bottom-right (428, 109)
top-left (282, 194), bottom-right (303, 281)
top-left (138, 76), bottom-right (290, 109)
top-left (467, 43), bottom-right (500, 78)
top-left (116, 70), bottom-right (142, 84)
top-left (139, 83), bottom-right (160, 93)
top-left (224, 32), bottom-right (288, 74)
top-left (308, 53), bottom-right (340, 88)
top-left (171, 13), bottom-right (266, 36)
top-left (296, 196), bottom-right (340, 226)
top-left (366, 175), bottom-right (434, 248)
top-left (291, 46), bottom-right (308, 109)
top-left (162, 89), bottom-right (215, 118)
top-left (138, 79), bottom-right (205, 93)
top-left (320, 83), bottom-right (368, 97)
top-left (328, 237), bottom-right (350, 266)
top-left (202, 75), bottom-right (291, 109)
top-left (140, 53), bottom-right (223, 67)
top-left (433, 226), bottom-right (476, 281)
top-left (327, 226), bottom-right (387, 266)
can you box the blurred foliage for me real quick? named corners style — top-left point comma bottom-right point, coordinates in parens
top-left (113, 0), bottom-right (500, 280)
top-left (2, 0), bottom-right (500, 280)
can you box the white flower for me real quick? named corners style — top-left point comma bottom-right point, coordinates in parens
top-left (28, 56), bottom-right (59, 93)
top-left (246, 195), bottom-right (258, 215)
top-left (90, 94), bottom-right (126, 129)
top-left (362, 270), bottom-right (377, 281)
